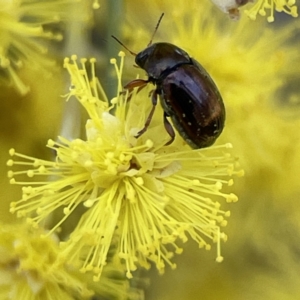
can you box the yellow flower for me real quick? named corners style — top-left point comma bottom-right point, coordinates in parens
top-left (0, 222), bottom-right (93, 300)
top-left (8, 53), bottom-right (243, 281)
top-left (245, 0), bottom-right (298, 22)
top-left (0, 222), bottom-right (144, 300)
top-left (209, 0), bottom-right (298, 21)
top-left (0, 0), bottom-right (74, 95)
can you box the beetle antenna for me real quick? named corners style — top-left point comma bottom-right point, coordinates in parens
top-left (148, 13), bottom-right (164, 47)
top-left (111, 35), bottom-right (137, 56)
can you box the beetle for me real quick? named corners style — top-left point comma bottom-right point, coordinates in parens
top-left (112, 13), bottom-right (225, 149)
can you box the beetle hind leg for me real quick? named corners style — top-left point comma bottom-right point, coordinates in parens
top-left (163, 112), bottom-right (175, 145)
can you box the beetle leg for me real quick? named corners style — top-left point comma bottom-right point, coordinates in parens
top-left (122, 79), bottom-right (149, 101)
top-left (135, 88), bottom-right (158, 138)
top-left (163, 112), bottom-right (175, 145)
top-left (124, 79), bottom-right (148, 92)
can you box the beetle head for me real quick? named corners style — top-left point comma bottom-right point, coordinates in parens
top-left (136, 43), bottom-right (191, 79)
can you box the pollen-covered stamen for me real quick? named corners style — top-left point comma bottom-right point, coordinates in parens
top-left (60, 180), bottom-right (124, 282)
top-left (8, 148), bottom-right (61, 180)
top-left (110, 51), bottom-right (126, 94)
top-left (154, 144), bottom-right (242, 184)
top-left (117, 179), bottom-right (179, 278)
top-left (117, 171), bottom-right (231, 277)
top-left (8, 145), bottom-right (95, 232)
top-left (8, 134), bottom-right (156, 240)
top-left (64, 56), bottom-right (109, 124)
top-left (0, 222), bottom-right (141, 300)
top-left (0, 0), bottom-right (74, 94)
top-left (245, 0), bottom-right (298, 21)
top-left (163, 178), bottom-right (230, 228)
top-left (11, 178), bottom-right (92, 234)
top-left (93, 0), bottom-right (100, 9)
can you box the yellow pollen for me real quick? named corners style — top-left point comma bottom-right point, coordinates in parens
top-left (9, 148), bottom-right (15, 156)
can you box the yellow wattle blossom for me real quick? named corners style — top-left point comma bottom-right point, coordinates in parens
top-left (8, 52), bottom-right (243, 281)
top-left (245, 0), bottom-right (298, 22)
top-left (209, 0), bottom-right (298, 21)
top-left (0, 222), bottom-right (93, 300)
top-left (0, 222), bottom-right (144, 300)
top-left (0, 0), bottom-right (75, 95)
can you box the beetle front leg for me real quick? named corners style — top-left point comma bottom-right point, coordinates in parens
top-left (120, 79), bottom-right (149, 101)
top-left (163, 112), bottom-right (175, 145)
top-left (124, 79), bottom-right (149, 93)
top-left (135, 88), bottom-right (158, 138)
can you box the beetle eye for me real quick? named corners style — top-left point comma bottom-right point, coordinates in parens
top-left (135, 52), bottom-right (149, 68)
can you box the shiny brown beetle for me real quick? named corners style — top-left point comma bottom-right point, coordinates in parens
top-left (112, 14), bottom-right (225, 148)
